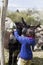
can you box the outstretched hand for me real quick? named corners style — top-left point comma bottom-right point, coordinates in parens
top-left (14, 29), bottom-right (16, 31)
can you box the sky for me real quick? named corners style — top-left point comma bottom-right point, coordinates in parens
top-left (0, 0), bottom-right (43, 11)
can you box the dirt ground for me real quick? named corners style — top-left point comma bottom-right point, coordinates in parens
top-left (32, 50), bottom-right (43, 65)
top-left (33, 50), bottom-right (43, 58)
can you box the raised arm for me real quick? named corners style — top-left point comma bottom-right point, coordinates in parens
top-left (14, 30), bottom-right (35, 45)
top-left (14, 30), bottom-right (25, 44)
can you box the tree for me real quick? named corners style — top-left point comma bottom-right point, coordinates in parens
top-left (0, 0), bottom-right (8, 65)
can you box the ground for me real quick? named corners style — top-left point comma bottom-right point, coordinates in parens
top-left (4, 49), bottom-right (43, 65)
top-left (32, 50), bottom-right (43, 65)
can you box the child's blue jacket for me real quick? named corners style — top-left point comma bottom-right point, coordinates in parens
top-left (14, 31), bottom-right (35, 60)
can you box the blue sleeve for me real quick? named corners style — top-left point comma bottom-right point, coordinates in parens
top-left (14, 31), bottom-right (26, 44)
top-left (14, 31), bottom-right (35, 45)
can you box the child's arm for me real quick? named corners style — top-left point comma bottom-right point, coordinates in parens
top-left (14, 30), bottom-right (25, 44)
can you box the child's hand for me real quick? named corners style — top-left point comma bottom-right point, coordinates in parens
top-left (14, 29), bottom-right (16, 31)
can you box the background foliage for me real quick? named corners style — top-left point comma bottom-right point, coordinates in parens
top-left (7, 9), bottom-right (41, 26)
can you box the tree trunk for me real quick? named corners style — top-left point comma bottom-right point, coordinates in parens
top-left (0, 0), bottom-right (8, 65)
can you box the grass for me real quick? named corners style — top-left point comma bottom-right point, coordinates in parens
top-left (32, 57), bottom-right (43, 65)
top-left (5, 58), bottom-right (43, 65)
top-left (4, 49), bottom-right (43, 65)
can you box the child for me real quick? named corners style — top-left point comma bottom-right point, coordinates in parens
top-left (14, 29), bottom-right (35, 65)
